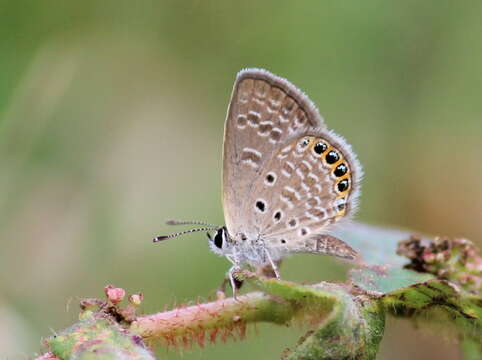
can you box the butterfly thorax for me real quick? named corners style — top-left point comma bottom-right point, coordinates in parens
top-left (208, 227), bottom-right (284, 267)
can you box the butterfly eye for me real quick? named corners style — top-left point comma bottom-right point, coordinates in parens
top-left (214, 229), bottom-right (224, 249)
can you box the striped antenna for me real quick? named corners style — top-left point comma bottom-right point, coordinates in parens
top-left (153, 226), bottom-right (218, 243)
top-left (165, 219), bottom-right (218, 227)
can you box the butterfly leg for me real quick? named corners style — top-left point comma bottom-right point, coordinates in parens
top-left (228, 265), bottom-right (243, 300)
top-left (216, 273), bottom-right (244, 300)
top-left (263, 248), bottom-right (280, 279)
top-left (217, 255), bottom-right (243, 300)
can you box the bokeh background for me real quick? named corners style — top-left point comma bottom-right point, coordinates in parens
top-left (1, 1), bottom-right (481, 359)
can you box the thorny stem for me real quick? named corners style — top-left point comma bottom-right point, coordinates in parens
top-left (131, 291), bottom-right (296, 345)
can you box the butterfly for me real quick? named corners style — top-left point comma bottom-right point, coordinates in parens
top-left (154, 69), bottom-right (362, 293)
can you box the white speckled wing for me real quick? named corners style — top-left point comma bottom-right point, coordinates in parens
top-left (222, 69), bottom-right (326, 242)
top-left (222, 69), bottom-right (362, 262)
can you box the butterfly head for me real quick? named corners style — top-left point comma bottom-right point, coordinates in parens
top-left (207, 226), bottom-right (232, 256)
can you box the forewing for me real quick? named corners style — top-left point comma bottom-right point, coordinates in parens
top-left (222, 69), bottom-right (326, 241)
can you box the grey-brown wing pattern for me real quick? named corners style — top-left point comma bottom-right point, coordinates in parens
top-left (222, 69), bottom-right (326, 242)
top-left (222, 68), bottom-right (362, 262)
top-left (288, 234), bottom-right (358, 260)
top-left (258, 130), bottom-right (361, 256)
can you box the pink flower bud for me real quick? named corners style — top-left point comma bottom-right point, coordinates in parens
top-left (104, 285), bottom-right (125, 304)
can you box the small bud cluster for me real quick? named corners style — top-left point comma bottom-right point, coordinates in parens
top-left (101, 285), bottom-right (144, 323)
top-left (397, 235), bottom-right (481, 294)
top-left (78, 285), bottom-right (145, 324)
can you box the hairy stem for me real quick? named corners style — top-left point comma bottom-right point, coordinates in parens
top-left (131, 291), bottom-right (295, 344)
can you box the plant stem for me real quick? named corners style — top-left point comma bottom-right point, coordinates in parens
top-left (131, 291), bottom-right (295, 346)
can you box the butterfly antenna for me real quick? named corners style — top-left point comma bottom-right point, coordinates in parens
top-left (153, 226), bottom-right (218, 243)
top-left (165, 219), bottom-right (218, 227)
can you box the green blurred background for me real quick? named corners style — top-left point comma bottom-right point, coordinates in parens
top-left (0, 1), bottom-right (481, 359)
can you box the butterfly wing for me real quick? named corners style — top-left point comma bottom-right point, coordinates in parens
top-left (222, 69), bottom-right (326, 241)
top-left (257, 130), bottom-right (362, 261)
top-left (222, 69), bottom-right (362, 262)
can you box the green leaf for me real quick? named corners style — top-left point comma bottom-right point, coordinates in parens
top-left (383, 280), bottom-right (481, 341)
top-left (252, 277), bottom-right (385, 360)
top-left (351, 267), bottom-right (434, 293)
top-left (334, 222), bottom-right (415, 267)
top-left (338, 223), bottom-right (482, 354)
top-left (48, 312), bottom-right (154, 360)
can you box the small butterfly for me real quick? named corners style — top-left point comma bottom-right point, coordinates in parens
top-left (154, 69), bottom-right (362, 293)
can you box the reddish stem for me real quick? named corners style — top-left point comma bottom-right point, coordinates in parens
top-left (131, 291), bottom-right (295, 343)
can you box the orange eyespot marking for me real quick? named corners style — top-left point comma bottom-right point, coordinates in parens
top-left (337, 179), bottom-right (349, 192)
top-left (334, 163), bottom-right (347, 177)
top-left (325, 149), bottom-right (340, 164)
top-left (313, 141), bottom-right (328, 155)
top-left (308, 137), bottom-right (353, 198)
top-left (334, 197), bottom-right (347, 217)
